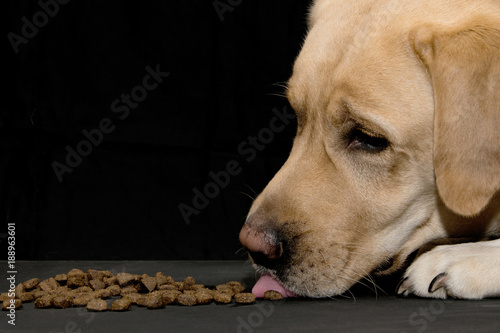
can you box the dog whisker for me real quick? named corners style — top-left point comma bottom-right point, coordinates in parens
top-left (235, 247), bottom-right (248, 256)
top-left (243, 183), bottom-right (259, 199)
top-left (265, 92), bottom-right (288, 99)
top-left (238, 191), bottom-right (256, 202)
top-left (271, 81), bottom-right (289, 90)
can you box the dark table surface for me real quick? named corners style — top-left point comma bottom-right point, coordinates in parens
top-left (1, 261), bottom-right (499, 333)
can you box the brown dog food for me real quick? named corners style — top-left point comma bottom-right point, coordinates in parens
top-left (67, 269), bottom-right (86, 288)
top-left (141, 276), bottom-right (157, 293)
top-left (3, 269), bottom-right (256, 310)
top-left (95, 289), bottom-right (112, 299)
top-left (87, 269), bottom-right (105, 281)
top-left (87, 299), bottom-right (108, 312)
top-left (32, 290), bottom-right (46, 299)
top-left (104, 276), bottom-right (117, 287)
top-left (135, 295), bottom-right (149, 307)
top-left (176, 293), bottom-right (197, 306)
top-left (20, 291), bottom-right (35, 302)
top-left (264, 290), bottom-right (284, 300)
top-left (181, 276), bottom-right (196, 291)
top-left (157, 284), bottom-right (178, 291)
top-left (120, 286), bottom-right (138, 296)
top-left (53, 296), bottom-right (72, 309)
top-left (227, 281), bottom-right (246, 294)
top-left (213, 291), bottom-right (232, 304)
top-left (90, 280), bottom-right (106, 291)
top-left (215, 284), bottom-right (235, 295)
top-left (2, 299), bottom-right (22, 310)
top-left (160, 290), bottom-right (180, 305)
top-left (15, 284), bottom-right (25, 299)
top-left (76, 286), bottom-right (92, 293)
top-left (34, 296), bottom-right (53, 308)
top-left (39, 278), bottom-right (59, 292)
top-left (194, 291), bottom-right (213, 305)
top-left (54, 274), bottom-right (68, 285)
top-left (234, 293), bottom-right (256, 304)
top-left (110, 299), bottom-right (131, 311)
top-left (155, 272), bottom-right (170, 286)
top-left (106, 285), bottom-right (121, 296)
top-left (73, 294), bottom-right (95, 307)
top-left (23, 278), bottom-right (40, 290)
top-left (145, 293), bottom-right (165, 309)
top-left (116, 273), bottom-right (136, 287)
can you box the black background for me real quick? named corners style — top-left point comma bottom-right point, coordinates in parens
top-left (3, 0), bottom-right (312, 260)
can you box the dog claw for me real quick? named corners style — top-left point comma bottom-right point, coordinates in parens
top-left (396, 277), bottom-right (410, 296)
top-left (428, 273), bottom-right (448, 293)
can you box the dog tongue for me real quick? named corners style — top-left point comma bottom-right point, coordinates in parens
top-left (252, 275), bottom-right (298, 298)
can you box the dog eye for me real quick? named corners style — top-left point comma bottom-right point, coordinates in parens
top-left (346, 127), bottom-right (390, 153)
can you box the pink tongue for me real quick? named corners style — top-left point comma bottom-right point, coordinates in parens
top-left (252, 275), bottom-right (298, 298)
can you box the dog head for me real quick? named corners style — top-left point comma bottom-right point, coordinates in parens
top-left (239, 0), bottom-right (500, 297)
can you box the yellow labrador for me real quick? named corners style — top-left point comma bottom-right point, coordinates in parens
top-left (239, 0), bottom-right (500, 299)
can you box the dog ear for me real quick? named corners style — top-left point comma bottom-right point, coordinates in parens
top-left (412, 22), bottom-right (500, 217)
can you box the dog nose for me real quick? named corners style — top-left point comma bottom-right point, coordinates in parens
top-left (239, 224), bottom-right (283, 264)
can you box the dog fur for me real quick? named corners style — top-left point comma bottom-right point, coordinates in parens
top-left (240, 0), bottom-right (500, 299)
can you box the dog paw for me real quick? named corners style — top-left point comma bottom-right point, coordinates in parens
top-left (396, 239), bottom-right (500, 299)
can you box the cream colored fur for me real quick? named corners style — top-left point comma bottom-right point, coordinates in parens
top-left (245, 0), bottom-right (500, 299)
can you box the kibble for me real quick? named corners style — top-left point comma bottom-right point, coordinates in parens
top-left (39, 278), bottom-right (59, 292)
top-left (73, 294), bottom-right (95, 307)
top-left (116, 273), bottom-right (135, 287)
top-left (135, 295), bottom-right (149, 307)
top-left (86, 299), bottom-right (108, 312)
top-left (54, 274), bottom-right (67, 285)
top-left (120, 286), bottom-right (138, 296)
top-left (158, 284), bottom-right (177, 291)
top-left (215, 284), bottom-right (235, 295)
top-left (195, 290), bottom-right (213, 305)
top-left (160, 290), bottom-right (179, 305)
top-left (227, 281), bottom-right (246, 294)
top-left (264, 290), bottom-right (284, 300)
top-left (110, 299), bottom-right (131, 311)
top-left (145, 293), bottom-right (165, 309)
top-left (32, 290), bottom-right (46, 299)
top-left (182, 276), bottom-right (196, 290)
top-left (67, 269), bottom-right (86, 288)
top-left (234, 292), bottom-right (256, 304)
top-left (3, 269), bottom-right (257, 311)
top-left (76, 286), bottom-right (92, 293)
top-left (106, 285), bottom-right (121, 296)
top-left (20, 291), bottom-right (35, 302)
top-left (141, 276), bottom-right (157, 293)
top-left (104, 276), bottom-right (117, 287)
top-left (155, 272), bottom-right (170, 286)
top-left (34, 295), bottom-right (53, 308)
top-left (23, 278), bottom-right (40, 290)
top-left (95, 289), bottom-right (112, 299)
top-left (213, 291), bottom-right (232, 304)
top-left (123, 293), bottom-right (142, 305)
top-left (87, 269), bottom-right (105, 281)
top-left (53, 296), bottom-right (72, 309)
top-left (90, 280), bottom-right (106, 291)
top-left (176, 293), bottom-right (197, 306)
top-left (2, 299), bottom-right (22, 310)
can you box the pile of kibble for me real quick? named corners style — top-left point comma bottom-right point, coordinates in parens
top-left (0, 269), bottom-right (284, 312)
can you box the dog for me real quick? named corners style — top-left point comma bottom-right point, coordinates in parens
top-left (239, 0), bottom-right (500, 299)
